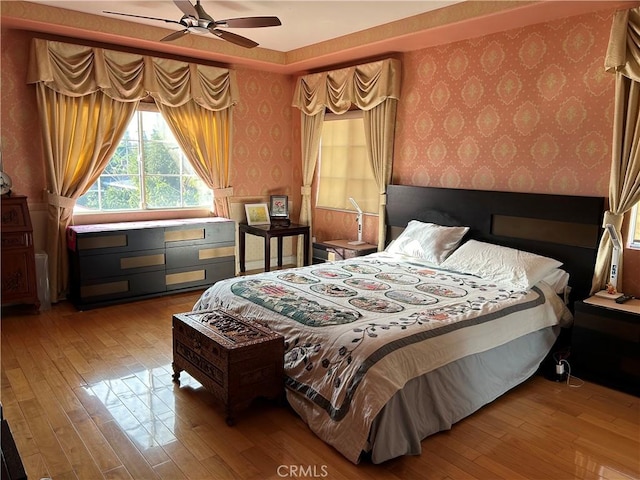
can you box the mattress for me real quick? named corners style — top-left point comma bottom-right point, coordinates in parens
top-left (193, 252), bottom-right (572, 463)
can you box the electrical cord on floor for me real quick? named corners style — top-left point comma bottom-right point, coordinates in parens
top-left (559, 359), bottom-right (584, 388)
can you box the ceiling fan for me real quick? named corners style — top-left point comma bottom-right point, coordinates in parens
top-left (103, 0), bottom-right (281, 48)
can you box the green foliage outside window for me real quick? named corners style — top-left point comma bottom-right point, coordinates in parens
top-left (76, 110), bottom-right (212, 212)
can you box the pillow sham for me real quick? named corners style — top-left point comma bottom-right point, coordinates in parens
top-left (541, 268), bottom-right (570, 294)
top-left (440, 239), bottom-right (563, 290)
top-left (385, 220), bottom-right (469, 264)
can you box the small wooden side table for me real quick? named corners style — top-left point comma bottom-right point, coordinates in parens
top-left (238, 223), bottom-right (310, 272)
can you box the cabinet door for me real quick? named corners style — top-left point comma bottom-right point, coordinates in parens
top-left (1, 248), bottom-right (37, 302)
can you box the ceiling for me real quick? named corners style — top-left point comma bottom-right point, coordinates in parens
top-left (3, 1), bottom-right (639, 74)
top-left (27, 0), bottom-right (463, 52)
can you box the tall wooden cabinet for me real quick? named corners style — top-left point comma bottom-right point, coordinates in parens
top-left (67, 217), bottom-right (235, 309)
top-left (1, 195), bottom-right (40, 310)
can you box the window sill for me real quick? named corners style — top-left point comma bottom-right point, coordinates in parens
top-left (72, 208), bottom-right (214, 225)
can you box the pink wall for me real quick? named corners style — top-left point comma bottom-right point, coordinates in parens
top-left (312, 9), bottom-right (639, 296)
top-left (1, 29), bottom-right (45, 201)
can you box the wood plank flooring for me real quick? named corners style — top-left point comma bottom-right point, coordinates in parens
top-left (1, 292), bottom-right (638, 480)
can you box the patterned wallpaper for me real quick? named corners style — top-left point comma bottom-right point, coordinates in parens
top-left (232, 66), bottom-right (299, 208)
top-left (1, 28), bottom-right (45, 201)
top-left (393, 10), bottom-right (614, 195)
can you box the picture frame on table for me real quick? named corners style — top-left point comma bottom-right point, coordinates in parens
top-left (245, 203), bottom-right (271, 226)
top-left (269, 195), bottom-right (289, 219)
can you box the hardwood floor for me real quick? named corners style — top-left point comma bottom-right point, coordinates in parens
top-left (1, 292), bottom-right (638, 480)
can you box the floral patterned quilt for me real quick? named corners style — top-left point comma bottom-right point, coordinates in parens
top-left (193, 252), bottom-right (571, 463)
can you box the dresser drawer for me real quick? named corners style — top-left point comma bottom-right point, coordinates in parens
top-left (165, 260), bottom-right (235, 291)
top-left (77, 271), bottom-right (167, 303)
top-left (1, 232), bottom-right (31, 249)
top-left (73, 228), bottom-right (165, 255)
top-left (78, 249), bottom-right (166, 280)
top-left (165, 221), bottom-right (234, 247)
top-left (165, 243), bottom-right (234, 269)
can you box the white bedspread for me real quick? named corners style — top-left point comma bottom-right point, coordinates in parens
top-left (194, 252), bottom-right (571, 463)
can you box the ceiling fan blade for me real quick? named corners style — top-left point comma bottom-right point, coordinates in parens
top-left (210, 29), bottom-right (259, 48)
top-left (160, 29), bottom-right (190, 42)
top-left (103, 11), bottom-right (181, 25)
top-left (173, 0), bottom-right (198, 18)
top-left (216, 16), bottom-right (282, 28)
top-left (193, 0), bottom-right (214, 22)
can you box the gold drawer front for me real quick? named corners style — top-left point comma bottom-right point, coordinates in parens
top-left (199, 246), bottom-right (235, 260)
top-left (81, 280), bottom-right (129, 298)
top-left (166, 270), bottom-right (205, 286)
top-left (120, 253), bottom-right (165, 270)
top-left (165, 228), bottom-right (205, 243)
top-left (78, 234), bottom-right (127, 250)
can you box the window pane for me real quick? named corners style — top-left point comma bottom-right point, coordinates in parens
top-left (317, 115), bottom-right (378, 213)
top-left (145, 175), bottom-right (181, 208)
top-left (101, 175), bottom-right (140, 210)
top-left (77, 108), bottom-right (212, 212)
top-left (632, 203), bottom-right (640, 245)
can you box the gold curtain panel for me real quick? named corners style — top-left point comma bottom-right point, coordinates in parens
top-left (292, 58), bottom-right (401, 115)
top-left (27, 38), bottom-right (239, 110)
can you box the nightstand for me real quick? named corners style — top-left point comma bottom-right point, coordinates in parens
top-left (312, 239), bottom-right (377, 263)
top-left (571, 296), bottom-right (639, 396)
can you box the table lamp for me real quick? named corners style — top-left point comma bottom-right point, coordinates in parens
top-left (348, 197), bottom-right (365, 245)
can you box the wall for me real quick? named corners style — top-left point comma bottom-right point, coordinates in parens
top-left (312, 9), bottom-right (639, 297)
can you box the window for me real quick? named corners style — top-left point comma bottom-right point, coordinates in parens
top-left (316, 112), bottom-right (378, 214)
top-left (76, 104), bottom-right (212, 212)
top-left (629, 202), bottom-right (640, 248)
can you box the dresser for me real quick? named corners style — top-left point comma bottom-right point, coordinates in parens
top-left (67, 218), bottom-right (235, 309)
top-left (1, 195), bottom-right (39, 310)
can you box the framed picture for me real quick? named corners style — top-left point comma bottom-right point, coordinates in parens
top-left (244, 203), bottom-right (271, 225)
top-left (269, 195), bottom-right (289, 218)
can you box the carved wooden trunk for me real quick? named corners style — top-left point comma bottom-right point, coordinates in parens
top-left (172, 310), bottom-right (284, 425)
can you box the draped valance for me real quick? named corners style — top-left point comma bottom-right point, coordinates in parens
top-left (27, 38), bottom-right (239, 110)
top-left (605, 8), bottom-right (640, 81)
top-left (292, 58), bottom-right (401, 115)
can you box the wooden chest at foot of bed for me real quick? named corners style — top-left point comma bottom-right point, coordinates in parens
top-left (172, 310), bottom-right (284, 425)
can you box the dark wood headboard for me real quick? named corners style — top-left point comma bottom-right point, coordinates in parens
top-left (385, 185), bottom-right (605, 306)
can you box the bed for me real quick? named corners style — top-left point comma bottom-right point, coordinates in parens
top-left (191, 185), bottom-right (605, 464)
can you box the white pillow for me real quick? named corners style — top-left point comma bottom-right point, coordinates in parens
top-left (440, 240), bottom-right (563, 290)
top-left (385, 220), bottom-right (469, 264)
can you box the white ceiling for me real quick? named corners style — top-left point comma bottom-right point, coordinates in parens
top-left (28, 0), bottom-right (463, 51)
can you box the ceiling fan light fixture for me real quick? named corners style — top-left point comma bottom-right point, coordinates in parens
top-left (105, 0), bottom-right (281, 48)
top-left (190, 25), bottom-right (211, 34)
